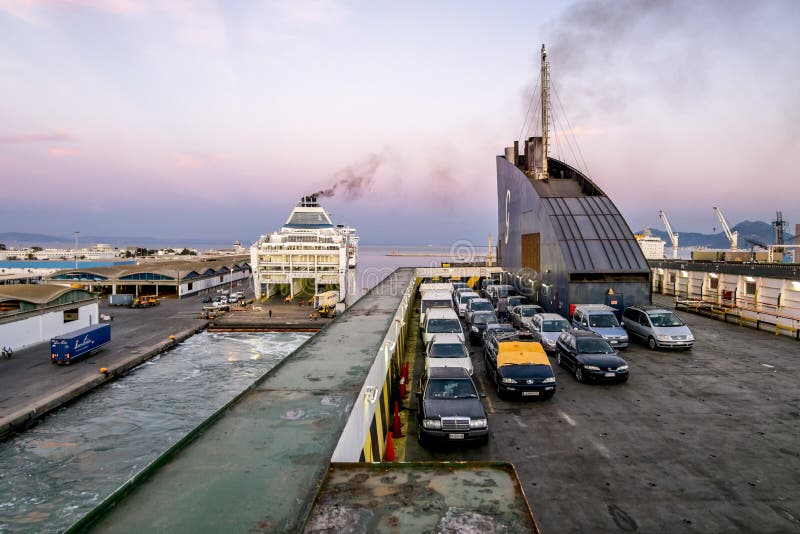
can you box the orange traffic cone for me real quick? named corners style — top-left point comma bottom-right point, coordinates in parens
top-left (392, 401), bottom-right (404, 438)
top-left (385, 432), bottom-right (396, 462)
top-left (401, 362), bottom-right (409, 381)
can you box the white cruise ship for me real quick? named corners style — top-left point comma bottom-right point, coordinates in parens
top-left (635, 234), bottom-right (666, 260)
top-left (250, 196), bottom-right (357, 302)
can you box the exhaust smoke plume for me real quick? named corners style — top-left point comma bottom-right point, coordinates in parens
top-left (313, 151), bottom-right (385, 200)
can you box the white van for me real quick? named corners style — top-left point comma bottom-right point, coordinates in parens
top-left (419, 282), bottom-right (454, 295)
top-left (423, 307), bottom-right (464, 345)
top-left (419, 289), bottom-right (454, 328)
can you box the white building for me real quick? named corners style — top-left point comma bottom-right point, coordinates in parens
top-left (0, 285), bottom-right (99, 351)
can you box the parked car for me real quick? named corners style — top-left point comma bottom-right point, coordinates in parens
top-left (528, 313), bottom-right (571, 352)
top-left (481, 323), bottom-right (516, 355)
top-left (453, 287), bottom-right (474, 307)
top-left (622, 306), bottom-right (694, 350)
top-left (201, 295), bottom-right (213, 303)
top-left (451, 282), bottom-right (469, 293)
top-left (555, 329), bottom-right (629, 383)
top-left (505, 295), bottom-right (528, 309)
top-left (480, 278), bottom-right (499, 298)
top-left (571, 305), bottom-right (629, 348)
top-left (425, 334), bottom-right (473, 375)
top-left (465, 298), bottom-right (493, 325)
top-left (423, 307), bottom-right (464, 345)
top-left (468, 311), bottom-right (499, 345)
top-left (419, 289), bottom-right (454, 329)
top-left (509, 304), bottom-right (545, 329)
top-left (456, 291), bottom-right (480, 318)
top-left (485, 340), bottom-right (556, 399)
top-left (487, 284), bottom-right (517, 307)
top-left (416, 366), bottom-right (488, 446)
top-left (483, 329), bottom-right (535, 364)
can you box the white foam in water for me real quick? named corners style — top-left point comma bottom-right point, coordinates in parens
top-left (0, 331), bottom-right (311, 534)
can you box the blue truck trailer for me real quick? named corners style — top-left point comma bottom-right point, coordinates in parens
top-left (51, 323), bottom-right (111, 365)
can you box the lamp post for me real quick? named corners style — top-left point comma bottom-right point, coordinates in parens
top-left (74, 231), bottom-right (80, 270)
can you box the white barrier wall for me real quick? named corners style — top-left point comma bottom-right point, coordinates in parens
top-left (0, 302), bottom-right (99, 351)
top-left (331, 274), bottom-right (416, 462)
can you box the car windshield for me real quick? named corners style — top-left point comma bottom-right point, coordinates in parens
top-left (472, 312), bottom-right (498, 325)
top-left (470, 301), bottom-right (493, 312)
top-left (543, 319), bottom-right (570, 332)
top-left (589, 314), bottom-right (620, 328)
top-left (507, 297), bottom-right (524, 307)
top-left (427, 319), bottom-right (462, 333)
top-left (459, 294), bottom-right (478, 304)
top-left (521, 307), bottom-right (538, 317)
top-left (429, 343), bottom-right (468, 358)
top-left (425, 378), bottom-right (478, 399)
top-left (648, 312), bottom-right (685, 327)
top-left (577, 338), bottom-right (615, 354)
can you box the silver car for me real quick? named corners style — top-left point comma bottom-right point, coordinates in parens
top-left (508, 304), bottom-right (544, 329)
top-left (621, 306), bottom-right (694, 350)
top-left (528, 313), bottom-right (571, 352)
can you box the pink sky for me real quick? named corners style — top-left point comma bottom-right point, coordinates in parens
top-left (1, 1), bottom-right (798, 244)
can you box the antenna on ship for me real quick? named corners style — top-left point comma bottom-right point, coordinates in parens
top-left (538, 44), bottom-right (550, 181)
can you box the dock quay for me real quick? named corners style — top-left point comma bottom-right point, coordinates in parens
top-left (208, 300), bottom-right (332, 332)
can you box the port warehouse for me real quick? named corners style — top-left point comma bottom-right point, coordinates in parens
top-left (0, 285), bottom-right (100, 351)
top-left (0, 257), bottom-right (249, 351)
top-left (43, 256), bottom-right (250, 300)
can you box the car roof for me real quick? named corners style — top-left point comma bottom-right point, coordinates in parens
top-left (469, 298), bottom-right (491, 304)
top-left (539, 313), bottom-right (567, 320)
top-left (428, 366), bottom-right (471, 379)
top-left (628, 305), bottom-right (671, 313)
top-left (564, 328), bottom-right (604, 338)
top-left (421, 290), bottom-right (453, 299)
top-left (426, 308), bottom-right (459, 319)
top-left (428, 333), bottom-right (465, 345)
top-left (497, 341), bottom-right (549, 365)
top-left (574, 304), bottom-right (615, 313)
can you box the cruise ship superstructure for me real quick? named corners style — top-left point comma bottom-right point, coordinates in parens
top-left (250, 196), bottom-right (356, 302)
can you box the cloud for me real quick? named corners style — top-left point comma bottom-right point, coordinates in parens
top-left (0, 130), bottom-right (74, 143)
top-left (173, 152), bottom-right (225, 170)
top-left (48, 147), bottom-right (80, 157)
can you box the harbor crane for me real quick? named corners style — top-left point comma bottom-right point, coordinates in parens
top-left (713, 206), bottom-right (738, 251)
top-left (658, 210), bottom-right (679, 259)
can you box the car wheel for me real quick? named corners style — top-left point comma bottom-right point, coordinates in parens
top-left (575, 366), bottom-right (584, 383)
top-left (495, 379), bottom-right (503, 399)
top-left (647, 336), bottom-right (657, 350)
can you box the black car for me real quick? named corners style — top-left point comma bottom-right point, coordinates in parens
top-left (416, 367), bottom-right (488, 446)
top-left (467, 311), bottom-right (499, 345)
top-left (555, 329), bottom-right (629, 383)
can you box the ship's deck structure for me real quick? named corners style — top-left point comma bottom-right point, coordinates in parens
top-left (250, 196), bottom-right (356, 302)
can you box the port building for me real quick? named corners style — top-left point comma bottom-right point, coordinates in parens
top-left (0, 284), bottom-right (99, 350)
top-left (43, 257), bottom-right (250, 299)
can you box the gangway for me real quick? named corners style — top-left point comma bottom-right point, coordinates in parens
top-left (658, 210), bottom-right (679, 259)
top-left (713, 206), bottom-right (738, 251)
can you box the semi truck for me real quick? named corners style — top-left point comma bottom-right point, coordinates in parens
top-left (50, 323), bottom-right (112, 365)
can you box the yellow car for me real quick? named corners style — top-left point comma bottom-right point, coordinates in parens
top-left (485, 340), bottom-right (556, 399)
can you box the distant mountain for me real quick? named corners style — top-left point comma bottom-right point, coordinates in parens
top-left (643, 220), bottom-right (795, 249)
top-left (0, 232), bottom-right (232, 249)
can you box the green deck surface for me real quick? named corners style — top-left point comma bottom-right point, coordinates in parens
top-left (75, 268), bottom-right (414, 533)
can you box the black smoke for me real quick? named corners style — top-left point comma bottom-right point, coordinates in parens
top-left (312, 151), bottom-right (385, 200)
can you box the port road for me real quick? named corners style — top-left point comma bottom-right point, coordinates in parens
top-left (405, 297), bottom-right (800, 533)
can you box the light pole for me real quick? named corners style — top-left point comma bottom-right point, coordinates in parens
top-left (74, 231), bottom-right (80, 269)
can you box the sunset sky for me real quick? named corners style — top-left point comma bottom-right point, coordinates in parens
top-left (1, 0), bottom-right (798, 246)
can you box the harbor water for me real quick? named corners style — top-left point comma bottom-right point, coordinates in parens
top-left (0, 331), bottom-right (310, 533)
